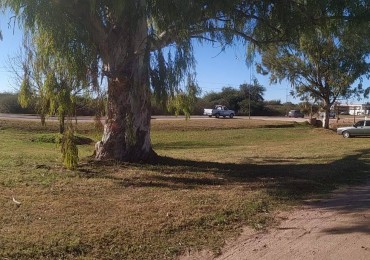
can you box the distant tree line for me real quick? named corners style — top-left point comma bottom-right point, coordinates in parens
top-left (161, 82), bottom-right (303, 117)
top-left (1, 89), bottom-right (304, 117)
top-left (0, 92), bottom-right (33, 114)
top-left (0, 92), bottom-right (104, 116)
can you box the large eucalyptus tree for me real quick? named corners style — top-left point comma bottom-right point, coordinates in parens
top-left (1, 0), bottom-right (368, 161)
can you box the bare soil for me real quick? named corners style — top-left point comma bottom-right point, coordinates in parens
top-left (182, 180), bottom-right (370, 260)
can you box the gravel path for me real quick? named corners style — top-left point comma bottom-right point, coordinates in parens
top-left (182, 180), bottom-right (370, 260)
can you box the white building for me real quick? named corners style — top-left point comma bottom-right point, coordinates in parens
top-left (336, 103), bottom-right (370, 115)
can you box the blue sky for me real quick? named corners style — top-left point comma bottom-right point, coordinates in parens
top-left (193, 42), bottom-right (291, 102)
top-left (0, 10), bottom-right (23, 93)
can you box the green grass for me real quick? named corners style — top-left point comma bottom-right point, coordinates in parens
top-left (1, 118), bottom-right (370, 259)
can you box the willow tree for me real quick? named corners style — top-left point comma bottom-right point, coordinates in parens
top-left (15, 31), bottom-right (94, 134)
top-left (1, 0), bottom-right (368, 161)
top-left (12, 31), bottom-right (96, 169)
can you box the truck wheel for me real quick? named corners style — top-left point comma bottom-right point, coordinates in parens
top-left (208, 115), bottom-right (212, 118)
top-left (215, 113), bottom-right (220, 118)
top-left (223, 115), bottom-right (226, 118)
top-left (229, 113), bottom-right (234, 119)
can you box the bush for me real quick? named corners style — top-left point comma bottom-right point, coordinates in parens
top-left (0, 93), bottom-right (35, 114)
top-left (0, 92), bottom-right (106, 116)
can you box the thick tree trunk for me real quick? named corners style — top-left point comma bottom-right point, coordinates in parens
top-left (322, 99), bottom-right (331, 129)
top-left (95, 78), bottom-right (156, 162)
top-left (95, 14), bottom-right (156, 162)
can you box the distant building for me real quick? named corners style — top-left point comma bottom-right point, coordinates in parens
top-left (335, 103), bottom-right (370, 115)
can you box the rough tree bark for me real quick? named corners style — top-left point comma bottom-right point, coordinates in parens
top-left (95, 13), bottom-right (156, 162)
top-left (322, 96), bottom-right (331, 129)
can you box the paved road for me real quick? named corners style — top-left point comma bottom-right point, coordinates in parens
top-left (0, 113), bottom-right (97, 121)
top-left (0, 113), bottom-right (309, 123)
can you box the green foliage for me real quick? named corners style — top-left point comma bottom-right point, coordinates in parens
top-left (0, 93), bottom-right (33, 113)
top-left (258, 17), bottom-right (370, 128)
top-left (259, 24), bottom-right (370, 107)
top-left (0, 92), bottom-right (105, 116)
top-left (31, 133), bottom-right (62, 144)
top-left (238, 81), bottom-right (266, 115)
top-left (60, 124), bottom-right (79, 170)
top-left (202, 81), bottom-right (266, 115)
top-left (150, 46), bottom-right (196, 109)
top-left (265, 100), bottom-right (282, 106)
top-left (31, 133), bottom-right (93, 146)
top-left (18, 78), bottom-right (32, 108)
top-left (168, 76), bottom-right (201, 119)
top-left (14, 31), bottom-right (97, 132)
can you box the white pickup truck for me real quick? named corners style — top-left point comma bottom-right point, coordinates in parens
top-left (203, 105), bottom-right (235, 118)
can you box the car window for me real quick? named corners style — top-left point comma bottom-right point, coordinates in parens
top-left (355, 121), bottom-right (364, 127)
top-left (366, 121), bottom-right (370, 126)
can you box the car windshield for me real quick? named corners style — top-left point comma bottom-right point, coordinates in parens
top-left (355, 121), bottom-right (364, 127)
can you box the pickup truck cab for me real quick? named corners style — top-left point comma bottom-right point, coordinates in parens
top-left (203, 105), bottom-right (235, 118)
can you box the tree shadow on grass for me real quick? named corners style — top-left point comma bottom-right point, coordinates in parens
top-left (79, 149), bottom-right (370, 202)
top-left (168, 150), bottom-right (367, 184)
top-left (152, 150), bottom-right (370, 236)
top-left (75, 149), bottom-right (370, 250)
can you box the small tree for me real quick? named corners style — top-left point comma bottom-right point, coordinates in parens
top-left (258, 22), bottom-right (370, 128)
top-left (201, 81), bottom-right (266, 115)
top-left (16, 32), bottom-right (96, 169)
top-left (16, 32), bottom-right (95, 132)
top-left (238, 80), bottom-right (265, 115)
top-left (168, 76), bottom-right (201, 119)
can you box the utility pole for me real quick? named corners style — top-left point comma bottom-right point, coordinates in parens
top-left (248, 85), bottom-right (251, 119)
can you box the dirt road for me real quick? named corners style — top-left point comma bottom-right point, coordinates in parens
top-left (183, 180), bottom-right (370, 260)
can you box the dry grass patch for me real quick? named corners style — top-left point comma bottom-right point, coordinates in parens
top-left (151, 118), bottom-right (296, 131)
top-left (1, 118), bottom-right (370, 259)
top-left (1, 162), bottom-right (273, 259)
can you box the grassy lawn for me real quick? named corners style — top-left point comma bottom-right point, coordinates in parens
top-left (1, 118), bottom-right (370, 259)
